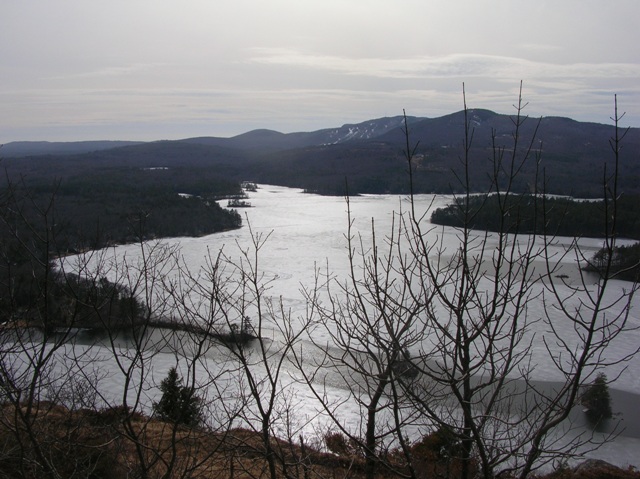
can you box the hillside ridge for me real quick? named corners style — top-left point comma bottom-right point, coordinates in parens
top-left (5, 109), bottom-right (633, 157)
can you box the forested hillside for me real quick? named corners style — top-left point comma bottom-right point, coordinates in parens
top-left (0, 149), bottom-right (244, 331)
top-left (3, 108), bottom-right (638, 282)
top-left (5, 109), bottom-right (639, 197)
top-left (1, 147), bottom-right (244, 250)
top-left (431, 194), bottom-right (640, 239)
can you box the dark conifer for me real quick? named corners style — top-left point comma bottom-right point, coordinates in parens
top-left (153, 367), bottom-right (202, 427)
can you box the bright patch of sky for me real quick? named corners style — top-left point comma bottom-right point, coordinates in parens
top-left (1, 0), bottom-right (639, 142)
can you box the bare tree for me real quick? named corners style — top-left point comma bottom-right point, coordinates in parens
top-left (172, 223), bottom-right (312, 479)
top-left (298, 198), bottom-right (429, 479)
top-left (298, 86), bottom-right (638, 479)
top-left (403, 89), bottom-right (637, 479)
top-left (71, 236), bottom-right (240, 479)
top-left (0, 175), bottom-right (240, 478)
top-left (0, 176), bottom-right (114, 478)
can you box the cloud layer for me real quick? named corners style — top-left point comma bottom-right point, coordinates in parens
top-left (1, 1), bottom-right (639, 141)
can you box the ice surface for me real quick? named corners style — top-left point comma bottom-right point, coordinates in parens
top-left (58, 184), bottom-right (640, 469)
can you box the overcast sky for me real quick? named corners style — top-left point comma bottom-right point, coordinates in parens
top-left (2, 0), bottom-right (639, 142)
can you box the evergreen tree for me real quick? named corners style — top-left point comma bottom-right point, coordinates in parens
top-left (582, 373), bottom-right (613, 423)
top-left (153, 367), bottom-right (202, 427)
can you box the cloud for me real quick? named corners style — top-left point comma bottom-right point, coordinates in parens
top-left (248, 48), bottom-right (640, 81)
top-left (48, 63), bottom-right (169, 81)
top-left (517, 43), bottom-right (562, 53)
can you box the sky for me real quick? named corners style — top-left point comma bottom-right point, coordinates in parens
top-left (2, 0), bottom-right (640, 143)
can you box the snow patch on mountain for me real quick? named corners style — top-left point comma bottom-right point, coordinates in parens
top-left (321, 116), bottom-right (408, 145)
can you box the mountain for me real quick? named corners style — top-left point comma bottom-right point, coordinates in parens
top-left (1, 116), bottom-right (420, 157)
top-left (2, 111), bottom-right (639, 197)
top-left (180, 116), bottom-right (420, 150)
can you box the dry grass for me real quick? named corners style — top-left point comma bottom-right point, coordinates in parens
top-left (0, 403), bottom-right (637, 478)
top-left (0, 403), bottom-right (372, 478)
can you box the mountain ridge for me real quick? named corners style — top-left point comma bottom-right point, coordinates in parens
top-left (2, 109), bottom-right (638, 197)
top-left (2, 110), bottom-right (636, 158)
top-left (2, 110), bottom-right (592, 157)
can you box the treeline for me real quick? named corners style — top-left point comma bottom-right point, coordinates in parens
top-left (1, 160), bottom-right (244, 250)
top-left (0, 183), bottom-right (156, 330)
top-left (584, 242), bottom-right (640, 282)
top-left (54, 189), bottom-right (242, 248)
top-left (0, 160), bottom-right (244, 330)
top-left (431, 194), bottom-right (640, 281)
top-left (0, 198), bottom-right (149, 330)
top-left (2, 267), bottom-right (148, 331)
top-left (1, 183), bottom-right (242, 252)
top-left (430, 194), bottom-right (640, 239)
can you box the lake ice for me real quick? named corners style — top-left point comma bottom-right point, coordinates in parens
top-left (59, 184), bottom-right (640, 470)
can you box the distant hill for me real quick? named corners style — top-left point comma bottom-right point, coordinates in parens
top-left (1, 116), bottom-right (420, 156)
top-left (1, 140), bottom-right (144, 157)
top-left (180, 116), bottom-right (420, 151)
top-left (2, 110), bottom-right (639, 197)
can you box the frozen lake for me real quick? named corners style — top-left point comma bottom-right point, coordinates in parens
top-left (92, 185), bottom-right (640, 385)
top-left (61, 184), bottom-right (640, 470)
